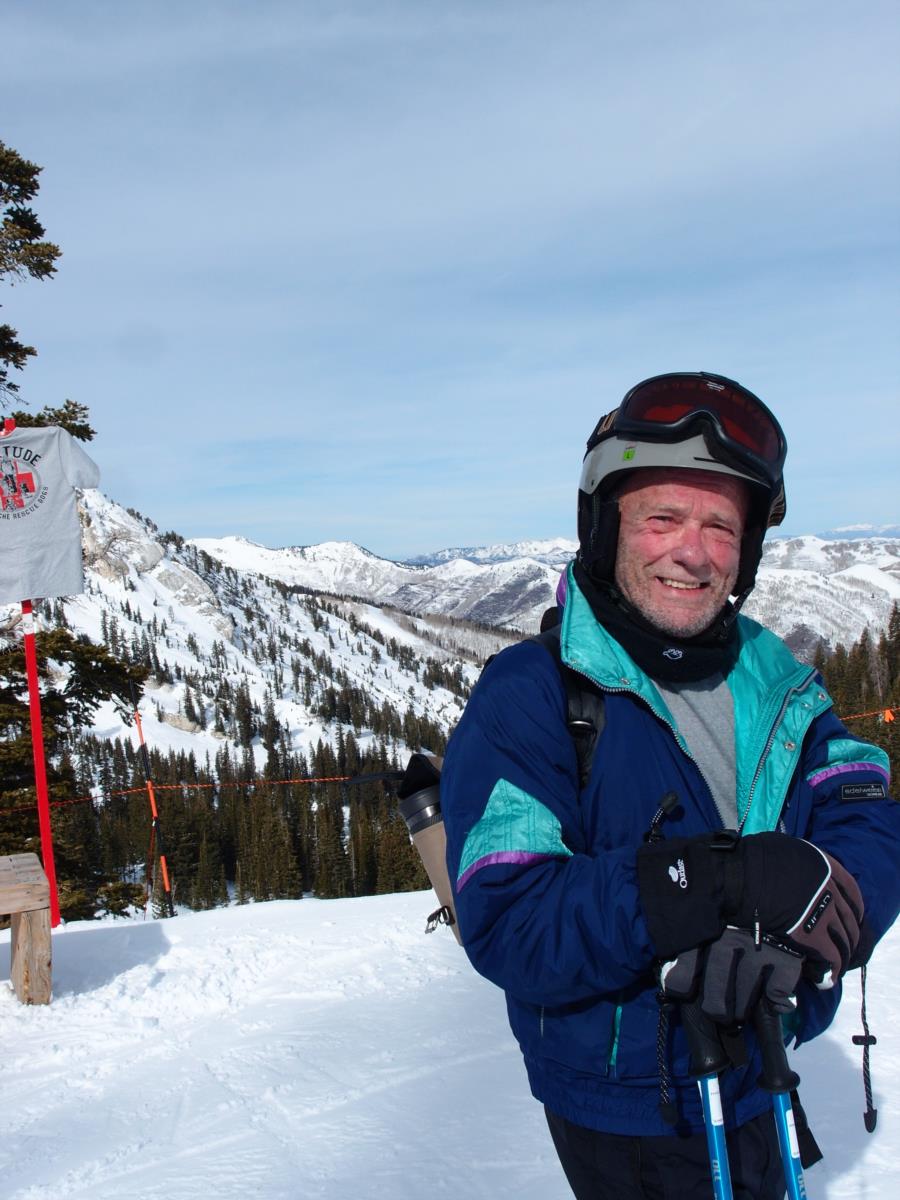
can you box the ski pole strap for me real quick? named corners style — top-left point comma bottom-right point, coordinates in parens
top-left (338, 769), bottom-right (405, 805)
top-left (343, 769), bottom-right (406, 787)
top-left (852, 963), bottom-right (878, 1132)
top-left (654, 990), bottom-right (677, 1126)
top-left (789, 1089), bottom-right (823, 1170)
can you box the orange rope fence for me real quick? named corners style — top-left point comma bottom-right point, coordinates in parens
top-left (1, 774), bottom-right (359, 815)
top-left (1, 707), bottom-right (896, 819)
top-left (836, 705), bottom-right (896, 724)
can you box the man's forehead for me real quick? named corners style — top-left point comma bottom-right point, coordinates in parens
top-left (616, 467), bottom-right (750, 513)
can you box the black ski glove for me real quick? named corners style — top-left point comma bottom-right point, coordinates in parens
top-left (637, 831), bottom-right (864, 988)
top-left (731, 834), bottom-right (864, 987)
top-left (660, 927), bottom-right (803, 1024)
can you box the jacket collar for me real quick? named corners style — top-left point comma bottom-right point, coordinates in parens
top-left (559, 563), bottom-right (807, 696)
top-left (559, 565), bottom-right (829, 834)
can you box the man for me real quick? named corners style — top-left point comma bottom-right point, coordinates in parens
top-left (440, 372), bottom-right (900, 1199)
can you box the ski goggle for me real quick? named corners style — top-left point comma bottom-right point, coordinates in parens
top-left (587, 372), bottom-right (787, 485)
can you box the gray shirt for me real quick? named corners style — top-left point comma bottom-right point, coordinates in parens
top-left (655, 672), bottom-right (738, 830)
top-left (0, 425), bottom-right (100, 604)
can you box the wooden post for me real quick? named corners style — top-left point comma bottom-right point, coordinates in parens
top-left (10, 908), bottom-right (52, 1004)
top-left (1, 853), bottom-right (52, 1004)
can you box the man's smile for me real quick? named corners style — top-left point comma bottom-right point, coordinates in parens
top-left (657, 577), bottom-right (708, 591)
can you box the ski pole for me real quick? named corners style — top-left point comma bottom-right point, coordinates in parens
top-left (753, 1000), bottom-right (806, 1200)
top-left (682, 998), bottom-right (735, 1200)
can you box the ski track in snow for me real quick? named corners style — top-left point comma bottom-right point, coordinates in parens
top-left (1, 893), bottom-right (898, 1199)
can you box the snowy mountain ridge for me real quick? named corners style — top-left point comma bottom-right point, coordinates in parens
top-left (191, 527), bottom-right (900, 655)
top-left (404, 537), bottom-right (579, 567)
top-left (190, 533), bottom-right (563, 632)
top-left (818, 523), bottom-right (900, 540)
top-left (3, 491), bottom-right (897, 775)
top-left (6, 490), bottom-right (514, 778)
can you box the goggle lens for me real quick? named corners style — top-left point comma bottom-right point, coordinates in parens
top-left (620, 376), bottom-right (783, 465)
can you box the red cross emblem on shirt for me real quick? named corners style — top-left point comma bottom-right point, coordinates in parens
top-left (0, 460), bottom-right (36, 510)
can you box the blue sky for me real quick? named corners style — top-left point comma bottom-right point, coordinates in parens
top-left (3, 1), bottom-right (898, 559)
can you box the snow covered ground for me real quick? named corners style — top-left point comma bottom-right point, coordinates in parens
top-left (1, 892), bottom-right (898, 1199)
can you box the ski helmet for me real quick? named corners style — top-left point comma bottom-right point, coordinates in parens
top-left (577, 371), bottom-right (787, 598)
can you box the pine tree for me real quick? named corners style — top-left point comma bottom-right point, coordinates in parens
top-left (233, 681), bottom-right (254, 748)
top-left (884, 602), bottom-right (900, 694)
top-left (349, 798), bottom-right (378, 896)
top-left (375, 799), bottom-right (427, 895)
top-left (313, 794), bottom-right (351, 898)
top-left (235, 860), bottom-right (248, 905)
top-left (151, 869), bottom-right (171, 918)
top-left (191, 834), bottom-right (227, 910)
top-left (817, 620), bottom-right (899, 797)
top-left (1, 139), bottom-right (62, 405)
top-left (269, 806), bottom-right (302, 899)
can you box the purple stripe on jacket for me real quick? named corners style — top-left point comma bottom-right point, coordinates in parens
top-left (556, 568), bottom-right (569, 609)
top-left (457, 850), bottom-right (558, 893)
top-left (807, 761), bottom-right (891, 789)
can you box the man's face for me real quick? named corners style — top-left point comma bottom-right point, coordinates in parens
top-left (613, 468), bottom-right (749, 638)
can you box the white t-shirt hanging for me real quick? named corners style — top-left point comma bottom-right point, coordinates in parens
top-left (0, 425), bottom-right (101, 604)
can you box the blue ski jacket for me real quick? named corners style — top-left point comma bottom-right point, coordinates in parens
top-left (441, 567), bottom-right (900, 1136)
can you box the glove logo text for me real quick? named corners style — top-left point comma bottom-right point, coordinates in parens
top-left (803, 890), bottom-right (832, 933)
top-left (667, 858), bottom-right (688, 889)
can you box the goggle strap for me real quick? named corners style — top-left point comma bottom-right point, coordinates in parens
top-left (587, 408), bottom-right (619, 451)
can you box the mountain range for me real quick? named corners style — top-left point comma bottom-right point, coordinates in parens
top-left (192, 528), bottom-right (900, 656)
top-left (3, 491), bottom-right (898, 773)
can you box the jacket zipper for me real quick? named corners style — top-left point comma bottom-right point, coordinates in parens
top-left (738, 668), bottom-right (817, 833)
top-left (607, 1003), bottom-right (622, 1075)
top-left (540, 1000), bottom-right (622, 1076)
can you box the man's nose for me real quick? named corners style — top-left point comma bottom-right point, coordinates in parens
top-left (670, 524), bottom-right (709, 565)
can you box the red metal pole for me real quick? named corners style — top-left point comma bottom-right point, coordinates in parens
top-left (21, 599), bottom-right (61, 926)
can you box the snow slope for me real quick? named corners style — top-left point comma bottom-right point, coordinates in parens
top-left (1, 893), bottom-right (898, 1199)
top-left (7, 489), bottom-right (502, 774)
top-left (189, 534), bottom-right (562, 632)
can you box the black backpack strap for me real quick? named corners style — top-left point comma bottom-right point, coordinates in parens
top-left (529, 626), bottom-right (605, 791)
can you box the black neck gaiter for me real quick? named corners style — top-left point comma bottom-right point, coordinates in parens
top-left (572, 560), bottom-right (739, 683)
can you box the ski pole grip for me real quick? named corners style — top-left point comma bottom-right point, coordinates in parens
top-left (682, 999), bottom-right (731, 1078)
top-left (753, 1001), bottom-right (800, 1094)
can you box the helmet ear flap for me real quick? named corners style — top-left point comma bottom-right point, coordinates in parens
top-left (735, 525), bottom-right (764, 595)
top-left (577, 492), bottom-right (620, 583)
top-left (766, 480), bottom-right (787, 529)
